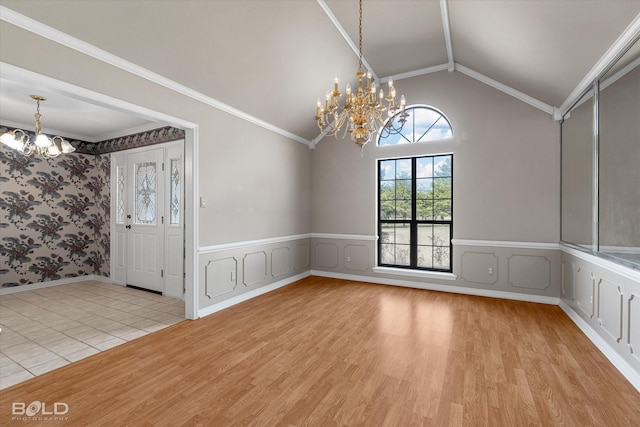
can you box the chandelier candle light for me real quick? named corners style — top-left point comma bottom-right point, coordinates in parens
top-left (315, 0), bottom-right (408, 149)
top-left (0, 95), bottom-right (76, 158)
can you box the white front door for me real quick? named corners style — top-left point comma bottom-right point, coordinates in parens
top-left (126, 148), bottom-right (165, 292)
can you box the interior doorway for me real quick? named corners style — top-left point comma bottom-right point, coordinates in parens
top-left (111, 140), bottom-right (185, 299)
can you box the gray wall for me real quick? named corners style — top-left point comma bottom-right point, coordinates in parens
top-left (0, 20), bottom-right (311, 309)
top-left (312, 70), bottom-right (560, 242)
top-left (310, 70), bottom-right (561, 299)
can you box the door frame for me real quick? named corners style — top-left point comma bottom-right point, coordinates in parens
top-left (111, 142), bottom-right (183, 296)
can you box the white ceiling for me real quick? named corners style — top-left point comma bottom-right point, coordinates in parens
top-left (0, 0), bottom-right (639, 144)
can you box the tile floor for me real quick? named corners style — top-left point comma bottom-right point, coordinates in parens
top-left (0, 281), bottom-right (184, 390)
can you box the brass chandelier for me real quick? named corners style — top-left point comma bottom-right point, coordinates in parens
top-left (0, 95), bottom-right (76, 158)
top-left (315, 0), bottom-right (408, 149)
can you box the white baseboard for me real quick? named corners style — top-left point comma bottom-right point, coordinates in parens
top-left (198, 271), bottom-right (311, 318)
top-left (0, 274), bottom-right (111, 295)
top-left (559, 300), bottom-right (640, 393)
top-left (310, 270), bottom-right (560, 305)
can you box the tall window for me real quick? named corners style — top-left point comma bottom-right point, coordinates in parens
top-left (378, 154), bottom-right (453, 272)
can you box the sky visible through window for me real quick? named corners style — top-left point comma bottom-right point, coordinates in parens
top-left (378, 106), bottom-right (453, 146)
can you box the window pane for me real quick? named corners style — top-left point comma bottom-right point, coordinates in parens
top-left (116, 166), bottom-right (125, 225)
top-left (380, 181), bottom-right (395, 200)
top-left (380, 200), bottom-right (395, 220)
top-left (434, 156), bottom-right (452, 177)
top-left (417, 200), bottom-right (433, 220)
top-left (433, 177), bottom-right (451, 199)
top-left (417, 157), bottom-right (433, 178)
top-left (378, 106), bottom-right (452, 146)
top-left (418, 224), bottom-right (433, 245)
top-left (434, 247), bottom-right (450, 269)
top-left (380, 244), bottom-right (395, 264)
top-left (434, 200), bottom-right (451, 220)
top-left (380, 223), bottom-right (395, 244)
top-left (416, 178), bottom-right (433, 199)
top-left (396, 159), bottom-right (412, 179)
top-left (396, 179), bottom-right (412, 199)
top-left (418, 246), bottom-right (433, 268)
top-left (170, 158), bottom-right (181, 225)
top-left (433, 224), bottom-right (451, 246)
top-left (395, 199), bottom-right (411, 219)
top-left (395, 244), bottom-right (410, 266)
top-left (423, 120), bottom-right (453, 141)
top-left (135, 162), bottom-right (157, 225)
top-left (380, 160), bottom-right (396, 180)
top-left (395, 223), bottom-right (411, 245)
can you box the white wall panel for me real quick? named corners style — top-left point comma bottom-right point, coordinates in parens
top-left (271, 247), bottom-right (291, 278)
top-left (597, 278), bottom-right (623, 343)
top-left (243, 251), bottom-right (267, 287)
top-left (204, 257), bottom-right (237, 299)
top-left (507, 255), bottom-right (551, 290)
top-left (575, 267), bottom-right (595, 318)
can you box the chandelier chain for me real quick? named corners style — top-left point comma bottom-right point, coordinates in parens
top-left (358, 0), bottom-right (363, 70)
top-left (314, 0), bottom-right (408, 149)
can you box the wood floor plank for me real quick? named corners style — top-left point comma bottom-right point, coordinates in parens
top-left (1, 276), bottom-right (639, 426)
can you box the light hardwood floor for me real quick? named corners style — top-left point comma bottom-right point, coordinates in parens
top-left (1, 276), bottom-right (639, 426)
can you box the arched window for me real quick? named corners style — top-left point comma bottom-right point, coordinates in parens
top-left (378, 105), bottom-right (453, 146)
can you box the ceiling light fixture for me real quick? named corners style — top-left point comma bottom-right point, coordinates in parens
top-left (0, 95), bottom-right (76, 158)
top-left (315, 0), bottom-right (408, 150)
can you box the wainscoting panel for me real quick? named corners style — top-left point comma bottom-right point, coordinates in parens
top-left (344, 245), bottom-right (370, 272)
top-left (198, 236), bottom-right (311, 309)
top-left (315, 243), bottom-right (339, 268)
top-left (630, 294), bottom-right (640, 363)
top-left (597, 279), bottom-right (623, 343)
top-left (507, 255), bottom-right (551, 290)
top-left (243, 251), bottom-right (267, 287)
top-left (575, 267), bottom-right (595, 318)
top-left (460, 252), bottom-right (498, 285)
top-left (204, 257), bottom-right (237, 299)
top-left (294, 244), bottom-right (309, 272)
top-left (561, 250), bottom-right (640, 386)
top-left (562, 260), bottom-right (574, 300)
top-left (311, 236), bottom-right (560, 299)
top-left (271, 247), bottom-right (291, 279)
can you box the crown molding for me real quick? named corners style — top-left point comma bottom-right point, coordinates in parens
top-left (455, 64), bottom-right (555, 116)
top-left (440, 0), bottom-right (455, 72)
top-left (559, 13), bottom-right (640, 115)
top-left (0, 6), bottom-right (311, 147)
top-left (316, 0), bottom-right (378, 82)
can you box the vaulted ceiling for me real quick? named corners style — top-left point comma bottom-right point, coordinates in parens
top-left (1, 0), bottom-right (639, 144)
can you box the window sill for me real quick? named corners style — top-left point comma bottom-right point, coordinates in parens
top-left (372, 267), bottom-right (457, 281)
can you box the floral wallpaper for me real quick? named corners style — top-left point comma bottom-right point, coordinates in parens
top-left (0, 125), bottom-right (185, 288)
top-left (0, 143), bottom-right (110, 287)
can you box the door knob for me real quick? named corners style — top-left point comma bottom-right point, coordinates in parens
top-left (126, 225), bottom-right (131, 229)
top-left (127, 214), bottom-right (132, 219)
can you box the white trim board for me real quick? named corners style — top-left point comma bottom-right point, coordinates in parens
top-left (559, 300), bottom-right (640, 393)
top-left (198, 271), bottom-right (311, 318)
top-left (440, 0), bottom-right (454, 72)
top-left (452, 239), bottom-right (560, 250)
top-left (198, 234), bottom-right (312, 254)
top-left (560, 13), bottom-right (640, 115)
top-left (0, 6), bottom-right (311, 147)
top-left (311, 270), bottom-right (559, 305)
top-left (0, 275), bottom-right (112, 295)
top-left (560, 245), bottom-right (640, 282)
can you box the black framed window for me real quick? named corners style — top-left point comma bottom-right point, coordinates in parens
top-left (378, 154), bottom-right (453, 272)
